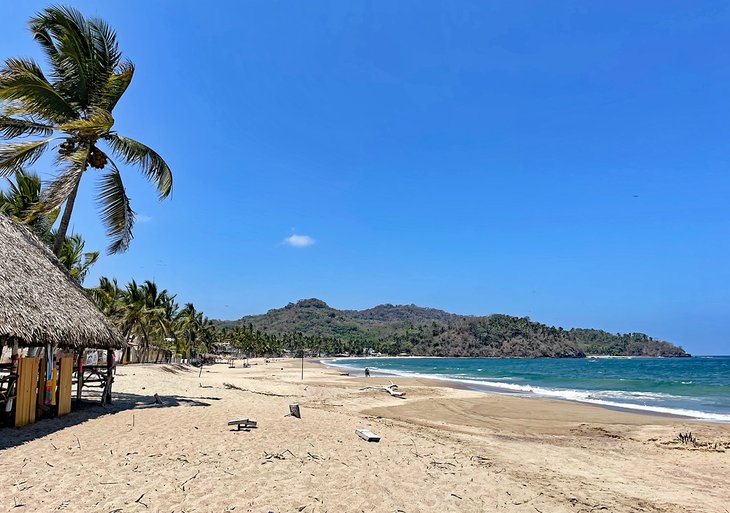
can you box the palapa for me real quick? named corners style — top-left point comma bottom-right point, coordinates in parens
top-left (0, 214), bottom-right (124, 349)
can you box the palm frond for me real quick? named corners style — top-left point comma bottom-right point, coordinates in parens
top-left (57, 107), bottom-right (114, 138)
top-left (29, 6), bottom-right (93, 107)
top-left (97, 158), bottom-right (135, 254)
top-left (0, 115), bottom-right (54, 138)
top-left (29, 143), bottom-right (88, 215)
top-left (0, 58), bottom-right (77, 123)
top-left (0, 138), bottom-right (54, 176)
top-left (88, 16), bottom-right (122, 77)
top-left (0, 57), bottom-right (76, 122)
top-left (30, 6), bottom-right (123, 111)
top-left (103, 134), bottom-right (172, 199)
top-left (97, 60), bottom-right (134, 111)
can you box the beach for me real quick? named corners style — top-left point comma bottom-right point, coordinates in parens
top-left (1, 359), bottom-right (728, 513)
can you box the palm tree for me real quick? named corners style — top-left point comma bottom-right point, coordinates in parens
top-left (0, 6), bottom-right (172, 255)
top-left (57, 234), bottom-right (99, 283)
top-left (0, 169), bottom-right (58, 236)
top-left (2, 168), bottom-right (99, 282)
top-left (90, 276), bottom-right (123, 318)
top-left (175, 303), bottom-right (201, 359)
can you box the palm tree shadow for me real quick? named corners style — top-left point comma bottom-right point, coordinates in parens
top-left (0, 391), bottom-right (218, 451)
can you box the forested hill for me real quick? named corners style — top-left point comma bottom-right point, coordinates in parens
top-left (215, 299), bottom-right (689, 358)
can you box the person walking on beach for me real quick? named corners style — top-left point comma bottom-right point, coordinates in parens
top-left (364, 367), bottom-right (370, 378)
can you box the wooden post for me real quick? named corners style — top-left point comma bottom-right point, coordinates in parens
top-left (57, 355), bottom-right (73, 416)
top-left (75, 349), bottom-right (84, 409)
top-left (104, 349), bottom-right (114, 404)
top-left (5, 339), bottom-right (19, 413)
top-left (15, 357), bottom-right (39, 427)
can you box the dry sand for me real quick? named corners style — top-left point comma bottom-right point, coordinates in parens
top-left (1, 358), bottom-right (728, 513)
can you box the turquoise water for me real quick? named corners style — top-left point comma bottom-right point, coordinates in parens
top-left (327, 356), bottom-right (730, 421)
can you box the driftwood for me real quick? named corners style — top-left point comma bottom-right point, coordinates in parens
top-left (264, 449), bottom-right (296, 460)
top-left (228, 418), bottom-right (257, 431)
top-left (359, 380), bottom-right (406, 399)
top-left (223, 382), bottom-right (297, 398)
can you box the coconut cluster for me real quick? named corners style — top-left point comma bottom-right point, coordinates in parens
top-left (57, 139), bottom-right (108, 169)
top-left (88, 145), bottom-right (108, 169)
top-left (57, 138), bottom-right (78, 156)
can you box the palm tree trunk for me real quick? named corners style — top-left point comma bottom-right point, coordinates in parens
top-left (52, 177), bottom-right (82, 256)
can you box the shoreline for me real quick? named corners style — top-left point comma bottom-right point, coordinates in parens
top-left (320, 356), bottom-right (730, 423)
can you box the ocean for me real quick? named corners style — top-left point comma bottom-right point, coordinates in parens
top-left (326, 356), bottom-right (730, 422)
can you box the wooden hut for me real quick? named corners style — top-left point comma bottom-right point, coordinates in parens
top-left (0, 214), bottom-right (125, 427)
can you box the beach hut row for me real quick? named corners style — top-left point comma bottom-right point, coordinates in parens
top-left (0, 214), bottom-right (125, 428)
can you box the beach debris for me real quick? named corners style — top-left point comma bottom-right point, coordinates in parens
top-left (152, 393), bottom-right (164, 405)
top-left (180, 470), bottom-right (200, 490)
top-left (359, 380), bottom-right (406, 399)
top-left (677, 432), bottom-right (697, 446)
top-left (470, 455), bottom-right (490, 466)
top-left (228, 418), bottom-right (257, 431)
top-left (287, 404), bottom-right (301, 418)
top-left (264, 449), bottom-right (296, 461)
top-left (223, 382), bottom-right (298, 397)
top-left (135, 493), bottom-right (148, 509)
top-left (356, 428), bottom-right (380, 442)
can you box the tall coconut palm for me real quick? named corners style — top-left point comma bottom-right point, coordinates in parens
top-left (0, 6), bottom-right (172, 255)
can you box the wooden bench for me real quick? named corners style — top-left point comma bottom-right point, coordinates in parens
top-left (228, 418), bottom-right (257, 431)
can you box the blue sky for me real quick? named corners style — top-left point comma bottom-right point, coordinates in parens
top-left (2, 1), bottom-right (729, 355)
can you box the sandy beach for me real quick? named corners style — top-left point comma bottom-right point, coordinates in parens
top-left (1, 359), bottom-right (728, 513)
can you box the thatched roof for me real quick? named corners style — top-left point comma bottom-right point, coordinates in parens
top-left (0, 214), bottom-right (124, 349)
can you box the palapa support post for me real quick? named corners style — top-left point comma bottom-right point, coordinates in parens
top-left (5, 339), bottom-right (19, 414)
top-left (75, 349), bottom-right (84, 409)
top-left (103, 349), bottom-right (114, 405)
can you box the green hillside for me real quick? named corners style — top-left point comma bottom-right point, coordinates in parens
top-left (215, 299), bottom-right (689, 358)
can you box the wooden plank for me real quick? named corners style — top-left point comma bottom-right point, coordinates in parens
top-left (57, 356), bottom-right (73, 416)
top-left (37, 358), bottom-right (46, 419)
top-left (227, 418), bottom-right (257, 429)
top-left (27, 359), bottom-right (38, 424)
top-left (75, 352), bottom-right (84, 408)
top-left (15, 358), bottom-right (39, 428)
top-left (355, 428), bottom-right (380, 442)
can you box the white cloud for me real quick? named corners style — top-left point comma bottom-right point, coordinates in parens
top-left (284, 234), bottom-right (315, 248)
top-left (137, 214), bottom-right (153, 223)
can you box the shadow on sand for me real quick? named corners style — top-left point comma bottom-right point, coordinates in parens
top-left (0, 391), bottom-right (219, 451)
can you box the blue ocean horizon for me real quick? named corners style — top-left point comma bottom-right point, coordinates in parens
top-left (326, 356), bottom-right (730, 422)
